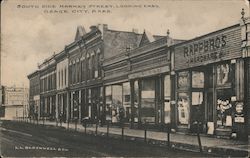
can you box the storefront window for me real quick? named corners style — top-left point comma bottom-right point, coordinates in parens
top-left (134, 81), bottom-right (139, 122)
top-left (192, 92), bottom-right (203, 105)
top-left (105, 86), bottom-right (112, 104)
top-left (216, 89), bottom-right (233, 127)
top-left (105, 86), bottom-right (112, 120)
top-left (216, 63), bottom-right (231, 86)
top-left (141, 78), bottom-right (155, 123)
top-left (122, 82), bottom-right (131, 123)
top-left (164, 75), bottom-right (171, 124)
top-left (111, 85), bottom-right (122, 123)
top-left (91, 88), bottom-right (99, 119)
top-left (88, 89), bottom-right (91, 118)
top-left (178, 71), bottom-right (189, 89)
top-left (177, 92), bottom-right (190, 125)
top-left (192, 71), bottom-right (204, 88)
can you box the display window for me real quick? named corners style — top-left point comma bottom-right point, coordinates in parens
top-left (177, 92), bottom-right (190, 125)
top-left (164, 75), bottom-right (171, 124)
top-left (178, 71), bottom-right (189, 89)
top-left (134, 81), bottom-right (139, 122)
top-left (192, 92), bottom-right (203, 105)
top-left (111, 85), bottom-right (122, 123)
top-left (105, 86), bottom-right (112, 105)
top-left (141, 78), bottom-right (155, 123)
top-left (216, 63), bottom-right (231, 86)
top-left (122, 82), bottom-right (131, 123)
top-left (216, 88), bottom-right (233, 127)
top-left (192, 71), bottom-right (204, 88)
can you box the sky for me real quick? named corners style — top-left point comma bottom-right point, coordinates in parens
top-left (1, 0), bottom-right (249, 87)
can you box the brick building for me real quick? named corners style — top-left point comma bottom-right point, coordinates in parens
top-left (27, 70), bottom-right (40, 118)
top-left (28, 14), bottom-right (250, 139)
top-left (38, 55), bottom-right (57, 120)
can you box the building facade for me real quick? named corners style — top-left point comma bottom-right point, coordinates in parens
top-left (172, 16), bottom-right (250, 139)
top-left (55, 50), bottom-right (68, 122)
top-left (28, 14), bottom-right (250, 139)
top-left (27, 70), bottom-right (40, 118)
top-left (103, 31), bottom-right (180, 128)
top-left (1, 86), bottom-right (29, 120)
top-left (38, 56), bottom-right (57, 120)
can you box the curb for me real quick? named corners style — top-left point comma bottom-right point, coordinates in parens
top-left (13, 121), bottom-right (249, 157)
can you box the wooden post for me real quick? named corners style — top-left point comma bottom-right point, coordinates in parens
top-left (75, 118), bottom-right (77, 131)
top-left (107, 121), bottom-right (110, 138)
top-left (121, 121), bottom-right (124, 140)
top-left (95, 121), bottom-right (98, 135)
top-left (167, 124), bottom-right (170, 147)
top-left (130, 80), bottom-right (135, 129)
top-left (84, 122), bottom-right (87, 134)
top-left (144, 121), bottom-right (147, 143)
top-left (67, 119), bottom-right (69, 130)
top-left (197, 122), bottom-right (202, 152)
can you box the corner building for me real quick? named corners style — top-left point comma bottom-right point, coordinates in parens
top-left (172, 17), bottom-right (250, 139)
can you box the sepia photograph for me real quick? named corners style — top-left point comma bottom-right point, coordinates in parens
top-left (0, 0), bottom-right (250, 157)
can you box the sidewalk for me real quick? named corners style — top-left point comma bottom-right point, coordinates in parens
top-left (25, 119), bottom-right (249, 157)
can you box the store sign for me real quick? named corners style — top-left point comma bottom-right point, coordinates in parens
top-left (174, 26), bottom-right (241, 70)
top-left (128, 66), bottom-right (169, 79)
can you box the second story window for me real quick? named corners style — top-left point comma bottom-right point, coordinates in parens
top-left (65, 68), bottom-right (67, 86)
top-left (61, 69), bottom-right (64, 87)
top-left (58, 71), bottom-right (60, 88)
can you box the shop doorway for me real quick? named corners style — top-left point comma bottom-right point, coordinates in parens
top-left (190, 71), bottom-right (205, 132)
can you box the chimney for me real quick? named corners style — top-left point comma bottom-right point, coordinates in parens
top-left (132, 28), bottom-right (138, 34)
top-left (90, 25), bottom-right (98, 30)
top-left (97, 24), bottom-right (108, 39)
top-left (97, 24), bottom-right (108, 31)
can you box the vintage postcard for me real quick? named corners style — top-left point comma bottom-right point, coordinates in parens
top-left (0, 0), bottom-right (249, 157)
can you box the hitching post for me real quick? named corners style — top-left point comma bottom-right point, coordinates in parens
top-left (67, 119), bottom-right (70, 130)
top-left (166, 123), bottom-right (171, 147)
top-left (107, 120), bottom-right (110, 138)
top-left (144, 119), bottom-right (147, 143)
top-left (74, 118), bottom-right (77, 131)
top-left (197, 122), bottom-right (202, 152)
top-left (95, 119), bottom-right (98, 135)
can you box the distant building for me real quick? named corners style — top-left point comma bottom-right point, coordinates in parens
top-left (1, 86), bottom-right (29, 120)
top-left (27, 70), bottom-right (40, 119)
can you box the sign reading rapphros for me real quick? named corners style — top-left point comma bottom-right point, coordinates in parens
top-left (183, 34), bottom-right (227, 64)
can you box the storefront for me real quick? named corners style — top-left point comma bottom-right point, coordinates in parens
top-left (40, 94), bottom-right (56, 120)
top-left (129, 69), bottom-right (171, 128)
top-left (57, 92), bottom-right (67, 122)
top-left (104, 82), bottom-right (132, 125)
top-left (128, 36), bottom-right (172, 128)
top-left (68, 85), bottom-right (103, 122)
top-left (173, 24), bottom-right (247, 137)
